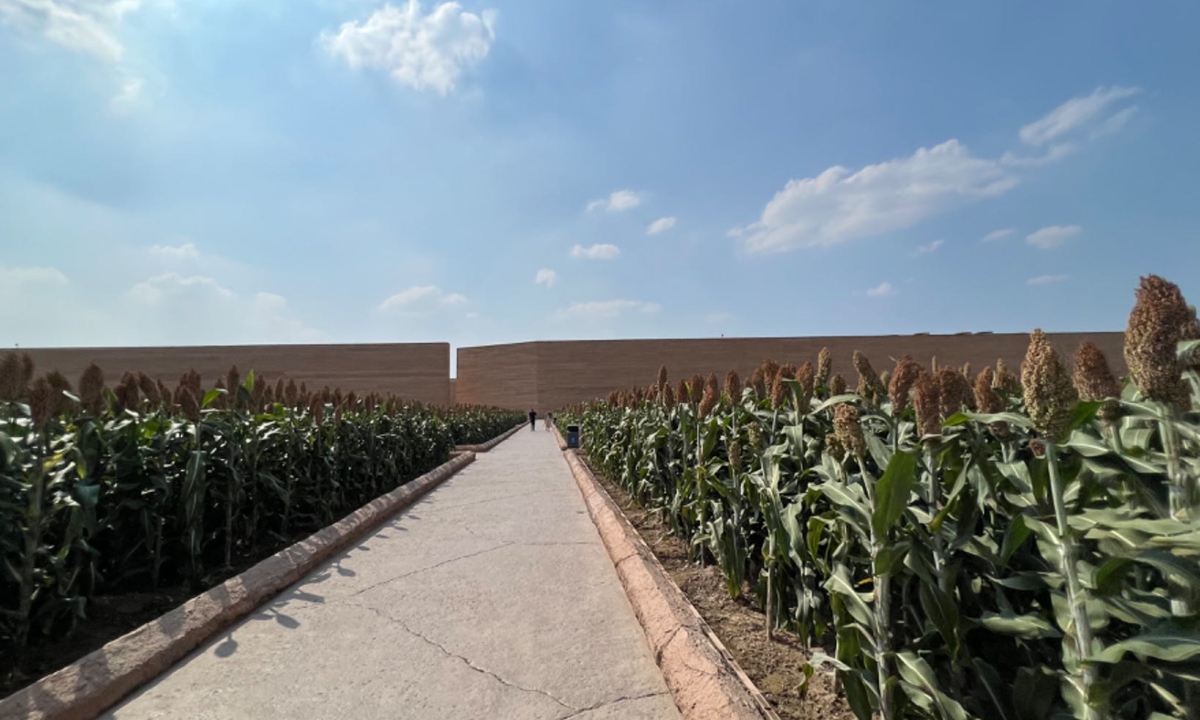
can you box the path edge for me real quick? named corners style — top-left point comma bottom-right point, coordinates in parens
top-left (454, 422), bottom-right (524, 453)
top-left (0, 452), bottom-right (477, 720)
top-left (563, 448), bottom-right (780, 720)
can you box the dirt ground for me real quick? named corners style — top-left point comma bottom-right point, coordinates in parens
top-left (591, 471), bottom-right (854, 720)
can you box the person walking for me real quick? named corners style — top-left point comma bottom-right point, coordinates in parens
top-left (545, 412), bottom-right (553, 431)
top-left (529, 408), bottom-right (537, 431)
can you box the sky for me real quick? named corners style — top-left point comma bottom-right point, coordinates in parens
top-left (1, 0), bottom-right (1197, 374)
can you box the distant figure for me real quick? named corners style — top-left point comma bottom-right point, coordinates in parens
top-left (529, 409), bottom-right (537, 431)
top-left (545, 412), bottom-right (553, 431)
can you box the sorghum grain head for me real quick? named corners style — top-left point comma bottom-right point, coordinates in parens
top-left (771, 369), bottom-right (788, 409)
top-left (657, 365), bottom-right (669, 395)
top-left (937, 366), bottom-right (974, 418)
top-left (913, 371), bottom-right (941, 438)
top-left (1073, 341), bottom-right (1122, 422)
top-left (0, 352), bottom-right (23, 401)
top-left (795, 362), bottom-right (815, 412)
top-left (1022, 329), bottom-right (1079, 440)
top-left (833, 403), bottom-right (867, 459)
top-left (974, 368), bottom-right (1004, 415)
top-left (853, 350), bottom-right (886, 403)
top-left (829, 374), bottom-right (847, 396)
top-left (724, 370), bottom-right (741, 403)
top-left (750, 368), bottom-right (767, 401)
top-left (816, 348), bottom-right (831, 389)
top-left (29, 376), bottom-right (52, 428)
top-left (79, 363), bottom-right (106, 415)
top-left (825, 433), bottom-right (846, 463)
top-left (888, 356), bottom-right (922, 416)
top-left (1125, 274), bottom-right (1193, 408)
top-left (663, 382), bottom-right (676, 409)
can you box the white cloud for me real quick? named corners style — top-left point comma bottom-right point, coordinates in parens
top-left (0, 264), bottom-right (69, 288)
top-left (126, 273), bottom-right (325, 343)
top-left (109, 76), bottom-right (144, 114)
top-left (1019, 86), bottom-right (1140, 146)
top-left (1000, 143), bottom-right (1075, 167)
top-left (379, 284), bottom-right (467, 313)
top-left (1089, 106), bottom-right (1138, 140)
top-left (1026, 225), bottom-right (1081, 250)
top-left (570, 243), bottom-right (620, 260)
top-left (732, 140), bottom-right (1017, 253)
top-left (1028, 274), bottom-right (1068, 286)
top-left (535, 268), bottom-right (557, 288)
top-left (647, 217), bottom-right (676, 235)
top-left (555, 300), bottom-right (661, 321)
top-left (982, 228), bottom-right (1014, 242)
top-left (147, 242), bottom-right (201, 261)
top-left (0, 0), bottom-right (140, 62)
top-left (914, 239), bottom-right (944, 255)
top-left (866, 282), bottom-right (897, 298)
top-left (320, 0), bottom-right (496, 95)
top-left (586, 190), bottom-right (641, 213)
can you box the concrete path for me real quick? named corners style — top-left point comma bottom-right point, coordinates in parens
top-left (103, 423), bottom-right (680, 720)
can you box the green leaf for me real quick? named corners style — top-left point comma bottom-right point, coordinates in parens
top-left (1068, 401), bottom-right (1103, 431)
top-left (894, 650), bottom-right (971, 720)
top-left (919, 582), bottom-right (960, 659)
top-left (871, 450), bottom-right (918, 540)
top-left (1000, 515), bottom-right (1031, 564)
top-left (978, 611), bottom-right (1061, 639)
top-left (1096, 628), bottom-right (1200, 663)
top-left (1013, 666), bottom-right (1060, 720)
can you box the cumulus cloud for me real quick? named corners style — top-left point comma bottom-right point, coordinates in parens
top-left (0, 264), bottom-right (69, 288)
top-left (914, 239), bottom-right (944, 255)
top-left (535, 268), bottom-right (557, 288)
top-left (1028, 274), bottom-right (1068, 286)
top-left (0, 0), bottom-right (139, 62)
top-left (555, 299), bottom-right (661, 321)
top-left (1019, 86), bottom-right (1140, 146)
top-left (586, 190), bottom-right (641, 213)
top-left (379, 284), bottom-right (467, 313)
top-left (1026, 225), bottom-right (1081, 250)
top-left (866, 282), bottom-right (897, 298)
top-left (647, 217), bottom-right (676, 235)
top-left (127, 273), bottom-right (325, 343)
top-left (982, 228), bottom-right (1014, 243)
top-left (1000, 143), bottom-right (1075, 167)
top-left (570, 243), bottom-right (620, 260)
top-left (320, 0), bottom-right (496, 95)
top-left (109, 76), bottom-right (144, 114)
top-left (148, 242), bottom-right (201, 261)
top-left (732, 140), bottom-right (1017, 253)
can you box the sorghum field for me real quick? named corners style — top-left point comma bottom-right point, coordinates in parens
top-left (563, 275), bottom-right (1200, 720)
top-left (0, 360), bottom-right (522, 689)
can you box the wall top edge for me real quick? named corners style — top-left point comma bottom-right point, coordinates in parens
top-left (17, 342), bottom-right (452, 353)
top-left (455, 330), bottom-right (1124, 353)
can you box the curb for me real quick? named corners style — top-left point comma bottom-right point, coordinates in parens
top-left (563, 450), bottom-right (779, 720)
top-left (453, 422), bottom-right (524, 453)
top-left (0, 452), bottom-right (477, 720)
top-left (551, 423), bottom-right (568, 451)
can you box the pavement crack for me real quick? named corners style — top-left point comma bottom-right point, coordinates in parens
top-left (351, 602), bottom-right (576, 712)
top-left (555, 690), bottom-right (671, 719)
top-left (347, 543), bottom-right (515, 597)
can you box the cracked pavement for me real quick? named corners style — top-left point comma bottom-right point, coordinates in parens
top-left (102, 424), bottom-right (680, 720)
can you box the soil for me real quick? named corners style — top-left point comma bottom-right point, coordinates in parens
top-left (590, 470), bottom-right (855, 720)
top-left (0, 532), bottom-right (309, 699)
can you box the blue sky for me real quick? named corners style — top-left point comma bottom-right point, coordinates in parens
top-left (1, 0), bottom-right (1197, 371)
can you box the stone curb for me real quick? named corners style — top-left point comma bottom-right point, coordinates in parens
top-left (563, 450), bottom-right (780, 720)
top-left (453, 422), bottom-right (525, 453)
top-left (551, 423), bottom-right (568, 451)
top-left (0, 452), bottom-right (477, 720)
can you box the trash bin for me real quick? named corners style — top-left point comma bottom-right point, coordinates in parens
top-left (566, 425), bottom-right (580, 449)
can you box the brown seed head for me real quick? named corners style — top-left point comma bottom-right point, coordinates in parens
top-left (853, 350), bottom-right (887, 404)
top-left (310, 396), bottom-right (324, 425)
top-left (829, 374), bottom-right (847, 396)
top-left (937, 366), bottom-right (974, 417)
top-left (137, 372), bottom-right (160, 408)
top-left (888, 356), bottom-right (922, 416)
top-left (746, 422), bottom-right (763, 450)
top-left (46, 370), bottom-right (72, 417)
top-left (994, 359), bottom-right (1020, 396)
top-left (285, 379), bottom-right (298, 408)
top-left (157, 380), bottom-right (172, 409)
top-left (1073, 341), bottom-right (1121, 422)
top-left (663, 382), bottom-right (676, 409)
top-left (657, 365), bottom-right (668, 395)
top-left (28, 376), bottom-right (53, 428)
top-left (825, 433), bottom-right (846, 463)
top-left (728, 441), bottom-right (742, 473)
top-left (795, 362), bottom-right (815, 412)
top-left (961, 362), bottom-right (971, 380)
top-left (974, 368), bottom-right (1004, 415)
top-left (1029, 438), bottom-right (1046, 458)
top-left (833, 404), bottom-right (867, 459)
top-left (699, 380), bottom-right (719, 419)
top-left (760, 360), bottom-right (780, 386)
top-left (689, 374), bottom-right (705, 403)
top-left (1022, 329), bottom-right (1079, 440)
top-left (180, 388), bottom-right (200, 422)
top-left (724, 370), bottom-right (741, 402)
top-left (770, 369), bottom-right (788, 409)
top-left (1125, 274), bottom-right (1193, 408)
top-left (79, 363), bottom-right (106, 415)
top-left (212, 378), bottom-right (228, 410)
top-left (816, 348), bottom-right (831, 389)
top-left (750, 368), bottom-right (767, 401)
top-left (0, 352), bottom-right (24, 401)
top-left (913, 371), bottom-right (942, 438)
